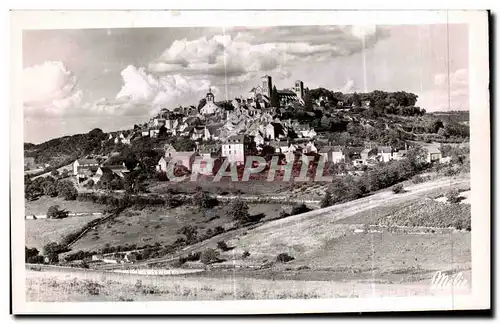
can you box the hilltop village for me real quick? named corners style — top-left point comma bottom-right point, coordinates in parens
top-left (24, 74), bottom-right (469, 188)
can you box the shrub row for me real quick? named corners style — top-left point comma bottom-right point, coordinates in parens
top-left (77, 193), bottom-right (166, 209)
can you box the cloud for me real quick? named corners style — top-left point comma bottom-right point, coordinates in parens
top-left (148, 26), bottom-right (388, 82)
top-left (88, 65), bottom-right (219, 116)
top-left (419, 69), bottom-right (469, 111)
top-left (340, 80), bottom-right (357, 93)
top-left (23, 61), bottom-right (83, 117)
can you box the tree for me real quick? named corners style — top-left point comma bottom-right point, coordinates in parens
top-left (57, 180), bottom-right (78, 200)
top-left (226, 199), bottom-right (250, 223)
top-left (445, 188), bottom-right (461, 204)
top-left (43, 242), bottom-right (67, 263)
top-left (124, 170), bottom-right (147, 194)
top-left (200, 248), bottom-right (220, 265)
top-left (197, 98), bottom-right (207, 111)
top-left (352, 92), bottom-right (361, 107)
top-left (50, 169), bottom-right (59, 177)
top-left (44, 182), bottom-right (59, 197)
top-left (25, 247), bottom-right (43, 263)
top-left (47, 205), bottom-right (69, 219)
top-left (290, 203), bottom-right (310, 215)
top-left (193, 191), bottom-right (218, 209)
top-left (320, 190), bottom-right (333, 208)
top-left (426, 119), bottom-right (444, 133)
top-left (177, 225), bottom-right (198, 244)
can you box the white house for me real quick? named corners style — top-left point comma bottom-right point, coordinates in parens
top-left (377, 146), bottom-right (393, 162)
top-left (264, 123), bottom-right (276, 140)
top-left (426, 147), bottom-right (442, 163)
top-left (222, 135), bottom-right (247, 165)
top-left (73, 158), bottom-right (99, 176)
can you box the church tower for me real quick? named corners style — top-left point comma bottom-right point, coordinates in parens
top-left (206, 87), bottom-right (215, 102)
top-left (261, 75), bottom-right (272, 99)
top-left (294, 80), bottom-right (304, 100)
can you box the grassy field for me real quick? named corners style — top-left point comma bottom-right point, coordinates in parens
top-left (25, 215), bottom-right (103, 250)
top-left (149, 177), bottom-right (289, 195)
top-left (26, 268), bottom-right (468, 302)
top-left (25, 196), bottom-right (105, 216)
top-left (151, 176), bottom-right (472, 279)
top-left (69, 203), bottom-right (286, 252)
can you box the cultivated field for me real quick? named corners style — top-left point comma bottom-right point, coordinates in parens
top-left (25, 215), bottom-right (103, 250)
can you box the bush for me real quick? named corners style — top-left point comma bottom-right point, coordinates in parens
top-left (185, 251), bottom-right (201, 261)
top-left (213, 226), bottom-right (225, 235)
top-left (445, 188), bottom-right (461, 204)
top-left (412, 175), bottom-right (428, 184)
top-left (43, 242), bottom-right (68, 263)
top-left (193, 191), bottom-right (218, 209)
top-left (226, 199), bottom-right (250, 223)
top-left (443, 167), bottom-right (459, 177)
top-left (290, 203), bottom-right (311, 215)
top-left (276, 253), bottom-right (294, 263)
top-left (392, 184), bottom-right (404, 194)
top-left (177, 225), bottom-right (199, 244)
top-left (216, 241), bottom-right (229, 251)
top-left (25, 247), bottom-right (44, 263)
top-left (47, 205), bottom-right (69, 219)
top-left (242, 251), bottom-right (251, 259)
top-left (200, 248), bottom-right (220, 265)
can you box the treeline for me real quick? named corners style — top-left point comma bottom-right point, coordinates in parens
top-left (25, 176), bottom-right (77, 201)
top-left (321, 146), bottom-right (429, 207)
top-left (24, 128), bottom-right (108, 165)
top-left (308, 89), bottom-right (423, 116)
top-left (76, 192), bottom-right (168, 209)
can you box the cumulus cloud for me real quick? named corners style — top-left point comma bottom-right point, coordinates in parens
top-left (148, 26), bottom-right (388, 83)
top-left (340, 80), bottom-right (357, 93)
top-left (419, 69), bottom-right (469, 111)
top-left (23, 61), bottom-right (83, 117)
top-left (88, 65), bottom-right (219, 116)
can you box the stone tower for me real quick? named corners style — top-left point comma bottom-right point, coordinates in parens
top-left (261, 75), bottom-right (272, 98)
top-left (294, 80), bottom-right (304, 100)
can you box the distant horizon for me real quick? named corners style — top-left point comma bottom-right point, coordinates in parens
top-left (23, 24), bottom-right (469, 143)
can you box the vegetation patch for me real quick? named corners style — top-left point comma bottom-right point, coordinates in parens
top-left (375, 199), bottom-right (471, 230)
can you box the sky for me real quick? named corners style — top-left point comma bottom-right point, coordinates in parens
top-left (22, 24), bottom-right (469, 144)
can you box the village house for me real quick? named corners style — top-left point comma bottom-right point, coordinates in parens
top-left (295, 124), bottom-right (317, 139)
top-left (303, 141), bottom-right (318, 154)
top-left (426, 147), bottom-right (443, 163)
top-left (164, 144), bottom-right (177, 158)
top-left (157, 151), bottom-right (197, 172)
top-left (264, 123), bottom-right (276, 140)
top-left (204, 124), bottom-right (221, 141)
top-left (392, 149), bottom-right (408, 161)
top-left (318, 146), bottom-right (344, 162)
top-left (377, 146), bottom-right (394, 163)
top-left (73, 158), bottom-right (99, 177)
top-left (222, 134), bottom-right (248, 165)
top-left (252, 132), bottom-right (265, 147)
top-left (94, 164), bottom-right (129, 182)
top-left (198, 144), bottom-right (221, 159)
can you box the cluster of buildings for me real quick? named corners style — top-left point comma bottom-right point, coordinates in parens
top-left (72, 158), bottom-right (131, 184)
top-left (68, 74), bottom-right (449, 183)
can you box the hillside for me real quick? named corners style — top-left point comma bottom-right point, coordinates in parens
top-left (122, 175), bottom-right (471, 283)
